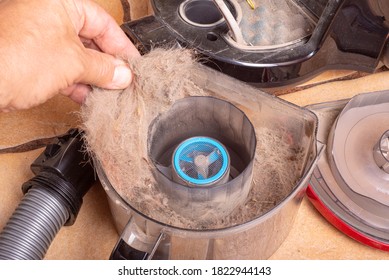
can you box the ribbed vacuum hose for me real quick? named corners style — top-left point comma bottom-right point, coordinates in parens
top-left (0, 186), bottom-right (69, 260)
top-left (0, 129), bottom-right (95, 260)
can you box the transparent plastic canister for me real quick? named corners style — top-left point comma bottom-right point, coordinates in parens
top-left (95, 66), bottom-right (319, 260)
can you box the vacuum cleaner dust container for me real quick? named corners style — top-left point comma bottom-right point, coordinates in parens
top-left (94, 66), bottom-right (319, 260)
top-left (90, 0), bottom-right (389, 259)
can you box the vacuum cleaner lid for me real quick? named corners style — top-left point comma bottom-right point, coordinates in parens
top-left (122, 0), bottom-right (389, 87)
top-left (307, 90), bottom-right (389, 251)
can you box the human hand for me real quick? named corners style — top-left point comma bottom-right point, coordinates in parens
top-left (0, 0), bottom-right (140, 112)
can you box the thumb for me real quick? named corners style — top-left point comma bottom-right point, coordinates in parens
top-left (79, 48), bottom-right (133, 89)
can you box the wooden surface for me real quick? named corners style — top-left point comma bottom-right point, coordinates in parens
top-left (1, 0), bottom-right (389, 260)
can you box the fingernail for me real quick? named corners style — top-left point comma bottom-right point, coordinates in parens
top-left (112, 64), bottom-right (132, 89)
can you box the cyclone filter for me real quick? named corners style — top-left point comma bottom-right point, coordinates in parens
top-left (172, 137), bottom-right (230, 187)
top-left (147, 96), bottom-right (256, 220)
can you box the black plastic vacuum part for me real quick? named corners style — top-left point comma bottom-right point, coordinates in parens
top-left (0, 128), bottom-right (96, 259)
top-left (122, 0), bottom-right (389, 87)
top-left (22, 128), bottom-right (96, 225)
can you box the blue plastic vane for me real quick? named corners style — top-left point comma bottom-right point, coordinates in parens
top-left (173, 137), bottom-right (228, 185)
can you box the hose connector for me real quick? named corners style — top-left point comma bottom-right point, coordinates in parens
top-left (0, 129), bottom-right (96, 259)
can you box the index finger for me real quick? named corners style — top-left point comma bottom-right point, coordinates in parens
top-left (73, 0), bottom-right (140, 59)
